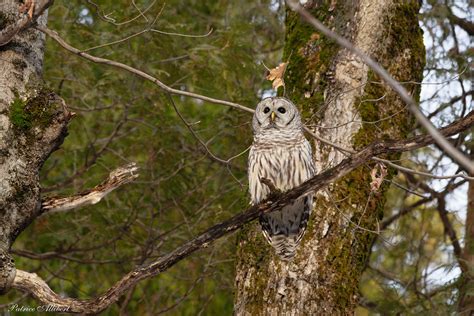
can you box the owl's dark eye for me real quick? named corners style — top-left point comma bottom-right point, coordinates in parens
top-left (277, 107), bottom-right (286, 114)
top-left (263, 107), bottom-right (271, 114)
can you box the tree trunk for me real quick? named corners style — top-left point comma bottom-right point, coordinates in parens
top-left (234, 1), bottom-right (425, 314)
top-left (0, 0), bottom-right (70, 292)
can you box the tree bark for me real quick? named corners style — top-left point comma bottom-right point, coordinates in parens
top-left (0, 0), bottom-right (70, 292)
top-left (235, 0), bottom-right (425, 314)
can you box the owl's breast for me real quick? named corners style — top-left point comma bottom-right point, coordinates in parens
top-left (248, 142), bottom-right (313, 204)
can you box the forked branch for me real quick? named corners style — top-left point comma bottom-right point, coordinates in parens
top-left (41, 163), bottom-right (139, 214)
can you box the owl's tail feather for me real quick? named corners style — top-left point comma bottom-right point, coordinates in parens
top-left (261, 230), bottom-right (301, 261)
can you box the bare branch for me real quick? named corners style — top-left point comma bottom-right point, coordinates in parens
top-left (374, 157), bottom-right (474, 181)
top-left (260, 177), bottom-right (282, 195)
top-left (149, 27), bottom-right (213, 38)
top-left (41, 163), bottom-right (139, 213)
top-left (166, 94), bottom-right (231, 165)
top-left (381, 179), bottom-right (467, 230)
top-left (11, 110), bottom-right (474, 313)
top-left (305, 127), bottom-right (474, 181)
top-left (287, 0), bottom-right (474, 174)
top-left (35, 25), bottom-right (254, 114)
top-left (447, 12), bottom-right (474, 36)
top-left (12, 249), bottom-right (125, 265)
top-left (82, 3), bottom-right (165, 52)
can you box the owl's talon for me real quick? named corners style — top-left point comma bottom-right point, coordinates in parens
top-left (260, 177), bottom-right (282, 195)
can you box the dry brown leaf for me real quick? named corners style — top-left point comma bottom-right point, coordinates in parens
top-left (370, 163), bottom-right (388, 192)
top-left (266, 62), bottom-right (288, 90)
top-left (310, 33), bottom-right (320, 41)
top-left (19, 0), bottom-right (35, 18)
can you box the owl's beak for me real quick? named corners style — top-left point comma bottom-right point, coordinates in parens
top-left (270, 111), bottom-right (276, 122)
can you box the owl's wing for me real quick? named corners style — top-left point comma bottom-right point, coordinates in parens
top-left (258, 140), bottom-right (315, 261)
top-left (248, 146), bottom-right (270, 205)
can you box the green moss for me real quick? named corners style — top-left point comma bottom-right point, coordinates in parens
top-left (282, 2), bottom-right (338, 118)
top-left (339, 0), bottom-right (425, 309)
top-left (236, 223), bottom-right (271, 267)
top-left (386, 2), bottom-right (426, 72)
top-left (9, 88), bottom-right (58, 132)
top-left (235, 222), bottom-right (277, 313)
top-left (10, 97), bottom-right (31, 130)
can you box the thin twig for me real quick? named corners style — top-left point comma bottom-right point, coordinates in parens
top-left (166, 93), bottom-right (230, 165)
top-left (86, 0), bottom-right (157, 26)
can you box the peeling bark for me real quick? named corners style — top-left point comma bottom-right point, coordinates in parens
top-left (235, 0), bottom-right (425, 314)
top-left (0, 0), bottom-right (70, 292)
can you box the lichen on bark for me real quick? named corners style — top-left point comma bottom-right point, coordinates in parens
top-left (0, 1), bottom-right (70, 293)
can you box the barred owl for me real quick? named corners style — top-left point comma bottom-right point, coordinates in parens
top-left (248, 97), bottom-right (315, 261)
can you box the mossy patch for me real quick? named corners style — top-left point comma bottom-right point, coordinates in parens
top-left (236, 222), bottom-right (271, 267)
top-left (235, 222), bottom-right (277, 313)
top-left (282, 2), bottom-right (339, 119)
top-left (9, 88), bottom-right (59, 132)
top-left (318, 168), bottom-right (382, 308)
top-left (10, 97), bottom-right (31, 130)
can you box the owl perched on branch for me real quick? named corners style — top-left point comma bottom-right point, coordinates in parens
top-left (248, 97), bottom-right (315, 261)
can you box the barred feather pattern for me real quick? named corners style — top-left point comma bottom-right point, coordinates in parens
top-left (248, 98), bottom-right (315, 261)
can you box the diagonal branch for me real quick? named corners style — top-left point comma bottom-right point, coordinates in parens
top-left (447, 12), bottom-right (474, 36)
top-left (381, 179), bottom-right (467, 230)
top-left (11, 110), bottom-right (474, 314)
top-left (41, 163), bottom-right (139, 213)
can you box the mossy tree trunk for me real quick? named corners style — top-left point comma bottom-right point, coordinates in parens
top-left (0, 0), bottom-right (70, 292)
top-left (234, 0), bottom-right (425, 314)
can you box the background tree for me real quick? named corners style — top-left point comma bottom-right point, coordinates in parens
top-left (359, 0), bottom-right (473, 314)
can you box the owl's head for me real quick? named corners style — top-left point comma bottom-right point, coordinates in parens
top-left (252, 97), bottom-right (302, 134)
